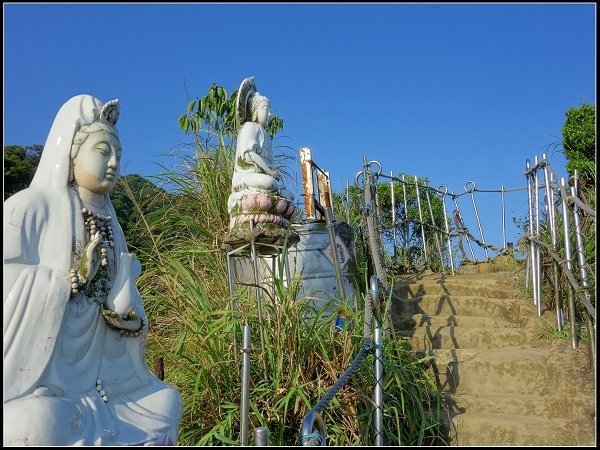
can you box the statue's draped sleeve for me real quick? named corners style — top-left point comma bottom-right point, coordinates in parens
top-left (3, 187), bottom-right (71, 401)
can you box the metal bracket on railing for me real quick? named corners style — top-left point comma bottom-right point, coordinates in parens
top-left (354, 160), bottom-right (383, 189)
top-left (299, 411), bottom-right (326, 446)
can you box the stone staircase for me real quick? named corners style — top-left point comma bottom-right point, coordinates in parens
top-left (392, 260), bottom-right (596, 446)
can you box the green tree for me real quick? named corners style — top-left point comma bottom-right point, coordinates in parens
top-left (334, 175), bottom-right (448, 274)
top-left (562, 101), bottom-right (595, 301)
top-left (3, 144), bottom-right (43, 199)
top-left (562, 102), bottom-right (596, 190)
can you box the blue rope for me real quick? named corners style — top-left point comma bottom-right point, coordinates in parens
top-left (297, 431), bottom-right (323, 445)
top-left (311, 341), bottom-right (375, 414)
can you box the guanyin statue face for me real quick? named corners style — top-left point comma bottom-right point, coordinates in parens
top-left (253, 96), bottom-right (272, 128)
top-left (72, 129), bottom-right (122, 195)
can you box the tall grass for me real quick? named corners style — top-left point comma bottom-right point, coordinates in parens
top-left (122, 93), bottom-right (446, 444)
top-left (128, 162), bottom-right (445, 445)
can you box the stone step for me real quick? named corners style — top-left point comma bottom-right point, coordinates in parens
top-left (441, 392), bottom-right (593, 420)
top-left (395, 281), bottom-right (517, 299)
top-left (446, 412), bottom-right (595, 446)
top-left (394, 270), bottom-right (523, 294)
top-left (423, 347), bottom-right (567, 396)
top-left (395, 313), bottom-right (515, 330)
top-left (394, 269), bottom-right (595, 447)
top-left (403, 325), bottom-right (535, 349)
top-left (396, 294), bottom-right (531, 322)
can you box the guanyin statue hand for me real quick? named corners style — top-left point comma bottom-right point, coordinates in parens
top-left (102, 252), bottom-right (144, 334)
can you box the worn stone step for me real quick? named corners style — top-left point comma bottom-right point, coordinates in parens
top-left (395, 281), bottom-right (517, 300)
top-left (404, 325), bottom-right (535, 349)
top-left (441, 392), bottom-right (593, 419)
top-left (395, 313), bottom-right (515, 331)
top-left (394, 268), bottom-right (595, 447)
top-left (446, 412), bottom-right (595, 446)
top-left (423, 346), bottom-right (567, 396)
top-left (396, 294), bottom-right (530, 322)
top-left (394, 270), bottom-right (524, 296)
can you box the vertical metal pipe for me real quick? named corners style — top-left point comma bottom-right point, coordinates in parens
top-left (543, 161), bottom-right (563, 329)
top-left (425, 188), bottom-right (444, 271)
top-left (370, 276), bottom-right (384, 446)
top-left (374, 324), bottom-right (384, 446)
top-left (560, 178), bottom-right (577, 349)
top-left (414, 176), bottom-right (428, 265)
top-left (500, 184), bottom-right (507, 249)
top-left (227, 251), bottom-right (239, 361)
top-left (390, 172), bottom-right (397, 265)
top-left (240, 325), bottom-right (252, 446)
top-left (533, 157), bottom-right (542, 316)
top-left (572, 172), bottom-right (589, 295)
top-left (438, 185), bottom-right (454, 275)
top-left (254, 427), bottom-right (270, 446)
top-left (249, 222), bottom-right (268, 375)
top-left (525, 160), bottom-right (538, 311)
top-left (572, 172), bottom-right (595, 370)
top-left (464, 181), bottom-right (489, 261)
top-left (401, 174), bottom-right (409, 267)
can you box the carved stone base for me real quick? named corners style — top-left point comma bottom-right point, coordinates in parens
top-left (223, 222), bottom-right (299, 255)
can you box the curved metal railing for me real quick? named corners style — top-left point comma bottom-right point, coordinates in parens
top-left (349, 155), bottom-right (595, 371)
top-left (524, 155), bottom-right (595, 372)
top-left (351, 158), bottom-right (528, 276)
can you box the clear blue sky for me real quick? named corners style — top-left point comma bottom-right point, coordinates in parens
top-left (3, 3), bottom-right (596, 255)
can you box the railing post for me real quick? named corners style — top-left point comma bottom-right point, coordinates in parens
top-left (543, 157), bottom-right (564, 329)
top-left (438, 185), bottom-right (455, 275)
top-left (525, 159), bottom-right (539, 314)
top-left (370, 275), bottom-right (384, 446)
top-left (414, 176), bottom-right (428, 265)
top-left (572, 171), bottom-right (595, 372)
top-left (240, 325), bottom-right (252, 445)
top-left (533, 156), bottom-right (542, 316)
top-left (425, 187), bottom-right (444, 272)
top-left (500, 184), bottom-right (507, 250)
top-left (559, 177), bottom-right (578, 349)
top-left (401, 174), bottom-right (409, 267)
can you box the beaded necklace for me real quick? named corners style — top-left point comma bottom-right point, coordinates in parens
top-left (82, 207), bottom-right (115, 267)
top-left (69, 205), bottom-right (116, 297)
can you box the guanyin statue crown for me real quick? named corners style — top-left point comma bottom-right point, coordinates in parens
top-left (99, 99), bottom-right (120, 127)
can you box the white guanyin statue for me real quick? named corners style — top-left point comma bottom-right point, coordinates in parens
top-left (3, 95), bottom-right (182, 445)
top-left (226, 77), bottom-right (296, 241)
